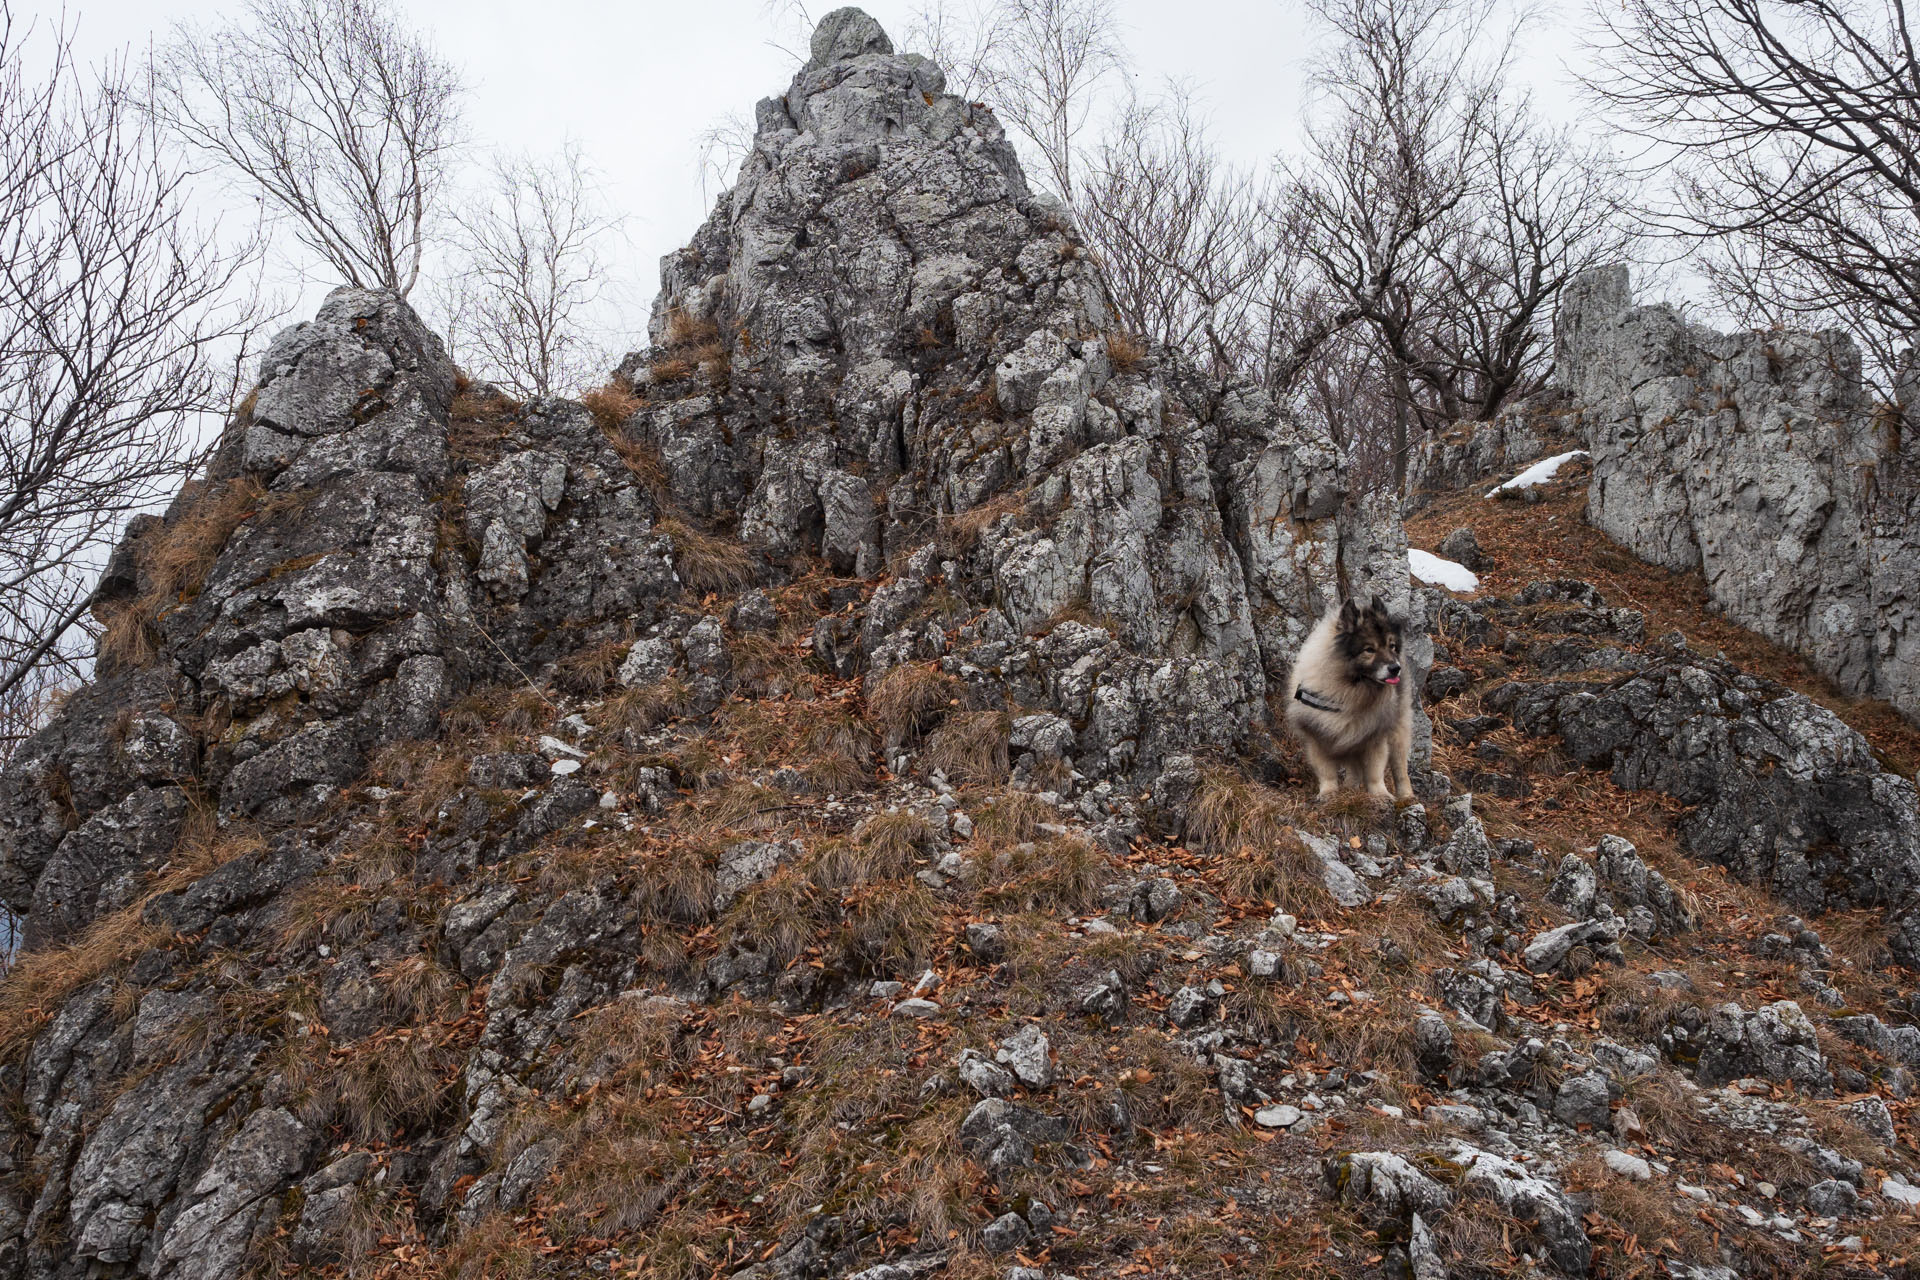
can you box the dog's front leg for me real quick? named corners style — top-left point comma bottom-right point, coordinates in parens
top-left (1390, 723), bottom-right (1414, 802)
top-left (1302, 738), bottom-right (1341, 800)
top-left (1360, 736), bottom-right (1393, 799)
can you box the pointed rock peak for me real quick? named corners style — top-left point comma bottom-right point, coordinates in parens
top-left (808, 7), bottom-right (893, 67)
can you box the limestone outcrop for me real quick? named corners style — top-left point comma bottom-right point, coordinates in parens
top-left (0, 12), bottom-right (1419, 1277)
top-left (1557, 266), bottom-right (1920, 726)
top-left (611, 7), bottom-right (1421, 780)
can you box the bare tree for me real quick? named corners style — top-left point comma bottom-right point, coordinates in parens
top-left (1076, 87), bottom-right (1280, 374)
top-left (1277, 0), bottom-right (1503, 484)
top-left (904, 0), bottom-right (1006, 102)
top-left (1588, 0), bottom-right (1920, 372)
top-left (1415, 110), bottom-right (1632, 419)
top-left (903, 0), bottom-right (1125, 203)
top-left (442, 144), bottom-right (622, 399)
top-left (1276, 0), bottom-right (1633, 486)
top-left (148, 0), bottom-right (464, 297)
top-left (0, 3), bottom-right (256, 735)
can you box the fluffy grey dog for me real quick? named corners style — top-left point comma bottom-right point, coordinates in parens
top-left (1283, 597), bottom-right (1413, 801)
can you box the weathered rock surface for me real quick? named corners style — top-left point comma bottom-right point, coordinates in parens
top-left (1558, 265), bottom-right (1920, 726)
top-left (1495, 649), bottom-right (1920, 963)
top-left (612, 10), bottom-right (1424, 781)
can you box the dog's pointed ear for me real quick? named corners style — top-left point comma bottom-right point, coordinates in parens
top-left (1338, 599), bottom-right (1361, 630)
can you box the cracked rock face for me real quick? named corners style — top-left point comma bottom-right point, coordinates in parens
top-left (0, 11), bottom-right (1424, 1278)
top-left (1558, 266), bottom-right (1920, 727)
top-left (1495, 646), bottom-right (1920, 964)
top-left (613, 8), bottom-right (1417, 782)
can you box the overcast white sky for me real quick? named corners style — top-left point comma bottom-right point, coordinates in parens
top-left (55, 0), bottom-right (1598, 361)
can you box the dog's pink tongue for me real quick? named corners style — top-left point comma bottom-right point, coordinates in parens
top-left (1384, 677), bottom-right (1401, 684)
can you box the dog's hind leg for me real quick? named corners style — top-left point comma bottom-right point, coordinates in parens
top-left (1301, 737), bottom-right (1341, 800)
top-left (1390, 721), bottom-right (1414, 801)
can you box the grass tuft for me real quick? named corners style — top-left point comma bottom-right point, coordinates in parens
top-left (658, 515), bottom-right (755, 596)
top-left (867, 662), bottom-right (962, 742)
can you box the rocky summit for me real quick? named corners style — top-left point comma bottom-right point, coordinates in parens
top-left (4, 9), bottom-right (1920, 1280)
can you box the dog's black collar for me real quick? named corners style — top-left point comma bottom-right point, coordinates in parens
top-left (1294, 686), bottom-right (1345, 714)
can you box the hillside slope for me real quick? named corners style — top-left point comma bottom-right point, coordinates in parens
top-left (2, 9), bottom-right (1920, 1280)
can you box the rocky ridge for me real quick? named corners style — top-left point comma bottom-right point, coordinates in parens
top-left (0, 10), bottom-right (1918, 1280)
top-left (1555, 266), bottom-right (1920, 729)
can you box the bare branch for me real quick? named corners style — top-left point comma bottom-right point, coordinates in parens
top-left (0, 1), bottom-right (258, 723)
top-left (146, 0), bottom-right (465, 297)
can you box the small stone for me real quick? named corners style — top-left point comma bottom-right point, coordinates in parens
top-left (1254, 1105), bottom-right (1303, 1129)
top-left (870, 981), bottom-right (904, 999)
top-left (952, 812), bottom-right (974, 839)
top-left (996, 1024), bottom-right (1054, 1088)
top-left (1602, 1149), bottom-right (1652, 1181)
top-left (958, 1050), bottom-right (1016, 1098)
top-left (891, 998), bottom-right (940, 1019)
top-left (1882, 1176), bottom-right (1920, 1208)
top-left (1168, 986), bottom-right (1211, 1029)
top-left (1552, 1070), bottom-right (1612, 1130)
top-left (965, 922), bottom-right (1005, 962)
top-left (1805, 1179), bottom-right (1857, 1217)
top-left (981, 1211), bottom-right (1030, 1254)
top-left (1247, 949), bottom-right (1284, 979)
top-left (549, 759), bottom-right (582, 776)
top-left (748, 1093), bottom-right (773, 1113)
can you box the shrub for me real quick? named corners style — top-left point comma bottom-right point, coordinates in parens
top-left (1105, 330), bottom-right (1149, 372)
top-left (579, 382), bottom-right (642, 434)
top-left (96, 475), bottom-right (266, 671)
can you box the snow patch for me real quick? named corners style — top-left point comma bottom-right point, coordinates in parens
top-left (1486, 449), bottom-right (1589, 497)
top-left (1409, 548), bottom-right (1480, 593)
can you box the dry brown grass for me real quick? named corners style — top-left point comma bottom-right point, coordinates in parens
top-left (439, 1215), bottom-right (544, 1280)
top-left (657, 515), bottom-right (755, 596)
top-left (0, 803), bottom-right (263, 1061)
top-left (969, 788), bottom-right (1053, 848)
top-left (599, 678), bottom-right (691, 742)
top-left (1186, 766), bottom-right (1338, 915)
top-left (0, 905), bottom-right (171, 1061)
top-left (447, 387), bottom-right (522, 462)
top-left (1560, 1151), bottom-right (1711, 1278)
top-left (316, 1029), bottom-right (458, 1144)
top-left (97, 475), bottom-right (266, 671)
top-left (836, 878), bottom-right (943, 974)
top-left (937, 488), bottom-right (1026, 557)
top-left (729, 631), bottom-right (800, 693)
top-left (923, 709), bottom-right (1010, 784)
top-left (579, 382), bottom-right (642, 434)
top-left (554, 637), bottom-right (630, 695)
top-left (848, 810), bottom-right (935, 876)
top-left (799, 708), bottom-right (875, 792)
top-left (720, 864), bottom-right (832, 965)
top-left (674, 780), bottom-right (785, 833)
top-left (976, 832), bottom-right (1106, 914)
top-left (664, 307), bottom-right (721, 349)
top-left (1105, 330), bottom-right (1149, 373)
top-left (867, 662), bottom-right (962, 742)
top-left (368, 738), bottom-right (470, 827)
